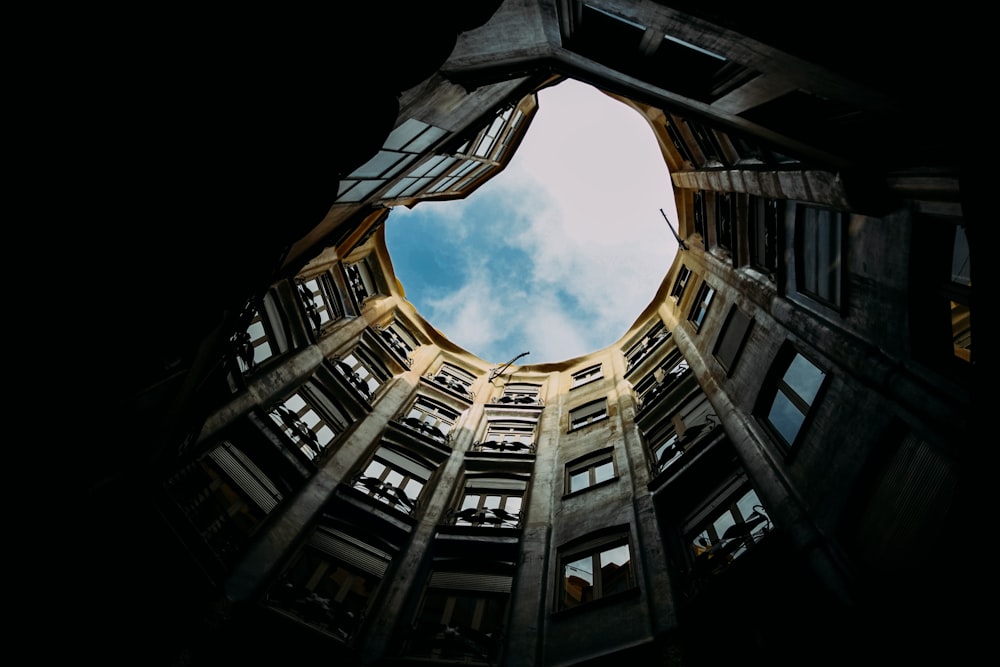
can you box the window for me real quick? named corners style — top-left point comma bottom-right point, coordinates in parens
top-left (693, 190), bottom-right (707, 240)
top-left (687, 485), bottom-right (771, 578)
top-left (570, 363), bottom-right (603, 388)
top-left (476, 418), bottom-right (537, 453)
top-left (569, 398), bottom-right (608, 431)
top-left (795, 204), bottom-right (844, 309)
top-left (376, 318), bottom-right (419, 366)
top-left (635, 348), bottom-right (691, 411)
top-left (645, 393), bottom-right (717, 475)
top-left (759, 347), bottom-right (828, 451)
top-left (343, 258), bottom-right (379, 310)
top-left (492, 382), bottom-right (542, 405)
top-left (164, 440), bottom-right (283, 563)
top-left (266, 524), bottom-right (392, 642)
top-left (670, 264), bottom-right (692, 303)
top-left (297, 274), bottom-right (341, 335)
top-left (450, 474), bottom-right (526, 527)
top-left (428, 362), bottom-right (476, 399)
top-left (399, 395), bottom-right (460, 443)
top-left (715, 192), bottom-right (736, 258)
top-left (336, 118), bottom-right (447, 203)
top-left (687, 280), bottom-right (716, 331)
top-left (231, 303), bottom-right (274, 374)
top-left (269, 390), bottom-right (345, 461)
top-left (353, 444), bottom-right (436, 515)
top-left (624, 320), bottom-right (670, 373)
top-left (559, 531), bottom-right (634, 610)
top-left (406, 569), bottom-right (511, 663)
top-left (566, 449), bottom-right (616, 494)
top-left (335, 348), bottom-right (389, 401)
top-left (748, 195), bottom-right (780, 279)
top-left (713, 305), bottom-right (753, 375)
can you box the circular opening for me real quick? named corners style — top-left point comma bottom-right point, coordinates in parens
top-left (385, 79), bottom-right (679, 365)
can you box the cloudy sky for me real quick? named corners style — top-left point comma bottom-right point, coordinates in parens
top-left (384, 79), bottom-right (679, 366)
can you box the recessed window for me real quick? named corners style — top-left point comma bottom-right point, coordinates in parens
top-left (671, 264), bottom-right (692, 303)
top-left (231, 302), bottom-right (274, 374)
top-left (566, 448), bottom-right (616, 494)
top-left (376, 318), bottom-right (419, 366)
top-left (559, 531), bottom-right (634, 610)
top-left (343, 258), bottom-right (379, 310)
top-left (353, 444), bottom-right (435, 515)
top-left (400, 395), bottom-right (460, 443)
top-left (493, 382), bottom-right (542, 405)
top-left (686, 484), bottom-right (771, 579)
top-left (269, 389), bottom-right (345, 461)
top-left (297, 274), bottom-right (342, 336)
top-left (624, 320), bottom-right (670, 374)
top-left (795, 204), bottom-right (844, 309)
top-left (406, 569), bottom-right (511, 663)
top-left (571, 363), bottom-right (603, 388)
top-left (450, 474), bottom-right (526, 528)
top-left (748, 195), bottom-right (781, 279)
top-left (428, 362), bottom-right (477, 399)
top-left (336, 348), bottom-right (389, 401)
top-left (713, 305), bottom-right (753, 375)
top-left (758, 347), bottom-right (829, 451)
top-left (715, 192), bottom-right (736, 259)
top-left (266, 524), bottom-right (392, 641)
top-left (476, 418), bottom-right (537, 453)
top-left (569, 398), bottom-right (608, 431)
top-left (687, 281), bottom-right (716, 331)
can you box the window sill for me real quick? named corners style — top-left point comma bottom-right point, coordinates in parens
top-left (551, 586), bottom-right (640, 619)
top-left (568, 415), bottom-right (609, 433)
top-left (562, 475), bottom-right (618, 499)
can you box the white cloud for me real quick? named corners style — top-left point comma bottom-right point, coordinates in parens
top-left (389, 79), bottom-right (680, 364)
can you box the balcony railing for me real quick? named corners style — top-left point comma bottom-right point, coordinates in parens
top-left (396, 416), bottom-right (452, 445)
top-left (471, 440), bottom-right (535, 454)
top-left (489, 393), bottom-right (543, 406)
top-left (334, 360), bottom-right (373, 401)
top-left (638, 361), bottom-right (691, 413)
top-left (652, 413), bottom-right (719, 476)
top-left (405, 621), bottom-right (502, 664)
top-left (351, 473), bottom-right (419, 515)
top-left (425, 373), bottom-right (474, 401)
top-left (445, 506), bottom-right (521, 528)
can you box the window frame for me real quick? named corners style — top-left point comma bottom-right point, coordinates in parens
top-left (713, 304), bottom-right (754, 376)
top-left (687, 280), bottom-right (716, 332)
top-left (794, 203), bottom-right (845, 311)
top-left (565, 447), bottom-right (617, 495)
top-left (568, 397), bottom-right (609, 431)
top-left (748, 195), bottom-right (781, 280)
top-left (756, 345), bottom-right (830, 455)
top-left (670, 264), bottom-right (692, 303)
top-left (570, 363), bottom-right (603, 389)
top-left (557, 529), bottom-right (635, 611)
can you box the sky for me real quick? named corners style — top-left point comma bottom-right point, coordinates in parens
top-left (384, 79), bottom-right (679, 366)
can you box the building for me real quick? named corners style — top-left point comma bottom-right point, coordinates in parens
top-left (78, 3), bottom-right (980, 666)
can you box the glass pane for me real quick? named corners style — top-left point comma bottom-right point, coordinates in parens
top-left (563, 555), bottom-right (594, 607)
top-left (768, 390), bottom-right (805, 445)
top-left (364, 460), bottom-right (386, 478)
top-left (384, 470), bottom-right (404, 488)
top-left (382, 118), bottom-right (428, 151)
top-left (785, 354), bottom-right (825, 404)
top-left (569, 469), bottom-right (589, 492)
top-left (594, 461), bottom-right (614, 484)
top-left (600, 545), bottom-right (632, 595)
top-left (505, 496), bottom-right (522, 514)
top-left (350, 150), bottom-right (405, 179)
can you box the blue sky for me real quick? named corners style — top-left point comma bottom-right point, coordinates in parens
top-left (384, 79), bottom-right (679, 366)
